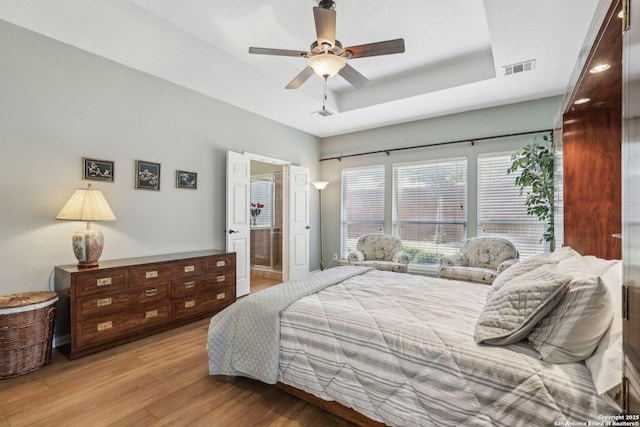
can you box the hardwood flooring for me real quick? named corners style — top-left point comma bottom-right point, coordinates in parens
top-left (250, 275), bottom-right (281, 294)
top-left (0, 312), bottom-right (354, 426)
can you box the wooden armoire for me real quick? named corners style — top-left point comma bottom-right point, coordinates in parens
top-left (557, 0), bottom-right (640, 413)
top-left (622, 0), bottom-right (640, 413)
top-left (555, 0), bottom-right (622, 260)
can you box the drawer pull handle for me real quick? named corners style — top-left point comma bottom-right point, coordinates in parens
top-left (145, 309), bottom-right (158, 318)
top-left (145, 271), bottom-right (158, 279)
top-left (216, 260), bottom-right (226, 267)
top-left (145, 289), bottom-right (158, 297)
top-left (217, 275), bottom-right (225, 282)
top-left (184, 265), bottom-right (195, 272)
top-left (184, 281), bottom-right (195, 289)
top-left (96, 297), bottom-right (112, 307)
top-left (97, 277), bottom-right (112, 287)
top-left (97, 321), bottom-right (112, 331)
top-left (185, 300), bottom-right (196, 308)
top-left (217, 292), bottom-right (226, 300)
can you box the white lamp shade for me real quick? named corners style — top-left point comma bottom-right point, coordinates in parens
top-left (308, 54), bottom-right (345, 78)
top-left (56, 187), bottom-right (116, 221)
top-left (312, 181), bottom-right (329, 191)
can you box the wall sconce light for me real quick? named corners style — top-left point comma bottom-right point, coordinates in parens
top-left (56, 184), bottom-right (116, 268)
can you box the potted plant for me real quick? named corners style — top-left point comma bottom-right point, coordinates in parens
top-left (507, 134), bottom-right (555, 246)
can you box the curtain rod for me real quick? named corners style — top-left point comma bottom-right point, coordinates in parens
top-left (319, 129), bottom-right (554, 162)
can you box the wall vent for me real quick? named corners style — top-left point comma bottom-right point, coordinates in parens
top-left (503, 59), bottom-right (536, 76)
top-left (311, 108), bottom-right (337, 117)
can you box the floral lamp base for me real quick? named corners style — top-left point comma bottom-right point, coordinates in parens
top-left (72, 229), bottom-right (104, 268)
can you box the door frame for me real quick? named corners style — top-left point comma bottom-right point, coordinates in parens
top-left (227, 151), bottom-right (310, 293)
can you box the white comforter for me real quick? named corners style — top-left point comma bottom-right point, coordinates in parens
top-left (209, 267), bottom-right (616, 426)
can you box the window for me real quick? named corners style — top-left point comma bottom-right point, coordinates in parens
top-left (250, 175), bottom-right (272, 227)
top-left (393, 158), bottom-right (467, 268)
top-left (477, 153), bottom-right (549, 259)
top-left (341, 166), bottom-right (385, 254)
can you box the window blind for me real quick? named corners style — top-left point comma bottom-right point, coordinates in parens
top-left (393, 158), bottom-right (467, 267)
top-left (250, 177), bottom-right (272, 227)
top-left (477, 153), bottom-right (549, 258)
top-left (341, 166), bottom-right (385, 254)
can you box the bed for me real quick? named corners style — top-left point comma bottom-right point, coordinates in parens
top-left (207, 248), bottom-right (621, 426)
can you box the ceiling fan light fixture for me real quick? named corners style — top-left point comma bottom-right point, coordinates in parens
top-left (308, 53), bottom-right (345, 78)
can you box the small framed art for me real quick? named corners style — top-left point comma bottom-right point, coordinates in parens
top-left (135, 160), bottom-right (161, 191)
top-left (176, 170), bottom-right (198, 189)
top-left (83, 157), bottom-right (114, 182)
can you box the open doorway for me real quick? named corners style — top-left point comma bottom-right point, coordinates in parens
top-left (250, 161), bottom-right (283, 290)
top-left (226, 150), bottom-right (310, 297)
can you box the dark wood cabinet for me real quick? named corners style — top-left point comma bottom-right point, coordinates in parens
top-left (555, 0), bottom-right (622, 260)
top-left (622, 0), bottom-right (640, 415)
top-left (55, 250), bottom-right (236, 359)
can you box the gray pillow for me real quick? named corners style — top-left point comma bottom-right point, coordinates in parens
top-left (474, 263), bottom-right (572, 345)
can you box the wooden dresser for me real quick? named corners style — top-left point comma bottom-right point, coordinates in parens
top-left (54, 250), bottom-right (235, 359)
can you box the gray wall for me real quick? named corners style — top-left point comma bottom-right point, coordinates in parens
top-left (0, 20), bottom-right (321, 295)
top-left (318, 97), bottom-right (561, 264)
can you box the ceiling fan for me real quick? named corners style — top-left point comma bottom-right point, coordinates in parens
top-left (248, 0), bottom-right (405, 90)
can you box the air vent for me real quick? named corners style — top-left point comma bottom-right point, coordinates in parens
top-left (311, 108), bottom-right (337, 117)
top-left (503, 59), bottom-right (536, 76)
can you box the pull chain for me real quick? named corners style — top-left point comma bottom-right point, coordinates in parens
top-left (322, 76), bottom-right (328, 111)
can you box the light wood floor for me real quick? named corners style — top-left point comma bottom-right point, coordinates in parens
top-left (250, 275), bottom-right (281, 293)
top-left (0, 284), bottom-right (355, 426)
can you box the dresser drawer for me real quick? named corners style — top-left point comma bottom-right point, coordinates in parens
top-left (77, 283), bottom-right (170, 320)
top-left (130, 258), bottom-right (205, 285)
top-left (171, 273), bottom-right (234, 298)
top-left (172, 287), bottom-right (234, 320)
top-left (206, 254), bottom-right (235, 274)
top-left (76, 302), bottom-right (170, 348)
top-left (75, 270), bottom-right (127, 297)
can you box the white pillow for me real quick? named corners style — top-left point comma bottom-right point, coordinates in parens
top-left (491, 247), bottom-right (579, 294)
top-left (584, 259), bottom-right (622, 395)
top-left (528, 255), bottom-right (614, 363)
top-left (474, 263), bottom-right (571, 345)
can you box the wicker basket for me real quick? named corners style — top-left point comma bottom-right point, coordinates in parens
top-left (0, 291), bottom-right (58, 378)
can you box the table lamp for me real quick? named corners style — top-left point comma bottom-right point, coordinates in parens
top-left (56, 184), bottom-right (116, 268)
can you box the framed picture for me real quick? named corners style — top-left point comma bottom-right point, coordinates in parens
top-left (83, 157), bottom-right (114, 182)
top-left (176, 170), bottom-right (198, 189)
top-left (135, 160), bottom-right (161, 191)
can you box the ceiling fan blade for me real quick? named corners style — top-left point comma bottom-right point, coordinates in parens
top-left (343, 38), bottom-right (405, 59)
top-left (338, 64), bottom-right (371, 89)
top-left (313, 7), bottom-right (336, 48)
top-left (285, 67), bottom-right (315, 89)
top-left (249, 47), bottom-right (308, 57)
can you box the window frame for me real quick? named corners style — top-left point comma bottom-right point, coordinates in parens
top-left (340, 165), bottom-right (386, 257)
top-left (392, 157), bottom-right (468, 271)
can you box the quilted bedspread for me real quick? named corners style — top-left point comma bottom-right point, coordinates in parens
top-left (208, 267), bottom-right (616, 426)
top-left (207, 266), bottom-right (372, 383)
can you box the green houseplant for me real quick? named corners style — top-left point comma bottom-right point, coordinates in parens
top-left (507, 134), bottom-right (555, 244)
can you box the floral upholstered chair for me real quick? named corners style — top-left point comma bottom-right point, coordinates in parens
top-left (346, 234), bottom-right (411, 273)
top-left (439, 237), bottom-right (519, 284)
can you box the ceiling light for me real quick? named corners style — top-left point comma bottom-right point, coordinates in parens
top-left (574, 98), bottom-right (591, 105)
top-left (308, 54), bottom-right (345, 78)
top-left (590, 64), bottom-right (611, 73)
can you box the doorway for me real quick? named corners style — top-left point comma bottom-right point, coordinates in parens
top-left (250, 161), bottom-right (283, 286)
top-left (226, 151), bottom-right (310, 297)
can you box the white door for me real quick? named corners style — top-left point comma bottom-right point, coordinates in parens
top-left (226, 151), bottom-right (250, 297)
top-left (287, 165), bottom-right (310, 280)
